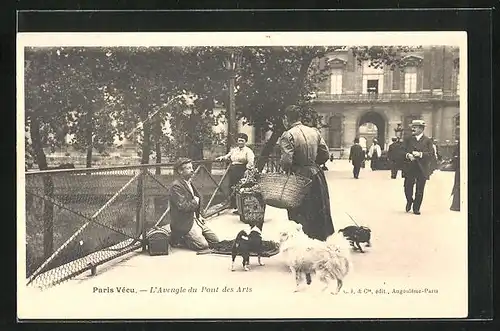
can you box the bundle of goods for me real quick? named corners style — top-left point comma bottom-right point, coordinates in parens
top-left (234, 168), bottom-right (266, 225)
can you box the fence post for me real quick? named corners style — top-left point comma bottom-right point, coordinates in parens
top-left (140, 169), bottom-right (147, 252)
top-left (42, 174), bottom-right (55, 260)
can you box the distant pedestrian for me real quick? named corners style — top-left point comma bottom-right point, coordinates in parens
top-left (450, 142), bottom-right (460, 211)
top-left (387, 137), bottom-right (404, 179)
top-left (368, 138), bottom-right (382, 170)
top-left (429, 137), bottom-right (440, 175)
top-left (349, 137), bottom-right (365, 179)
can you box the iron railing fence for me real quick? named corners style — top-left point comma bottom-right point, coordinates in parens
top-left (24, 157), bottom-right (281, 289)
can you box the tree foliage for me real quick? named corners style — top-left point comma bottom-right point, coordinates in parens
top-left (351, 46), bottom-right (423, 69)
top-left (234, 46), bottom-right (342, 168)
top-left (162, 47), bottom-right (230, 160)
top-left (24, 45), bottom-right (425, 170)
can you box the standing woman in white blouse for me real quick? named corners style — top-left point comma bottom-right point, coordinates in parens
top-left (216, 133), bottom-right (255, 214)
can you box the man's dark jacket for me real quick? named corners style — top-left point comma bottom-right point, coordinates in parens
top-left (402, 135), bottom-right (435, 180)
top-left (169, 179), bottom-right (201, 237)
top-left (349, 144), bottom-right (365, 165)
top-left (387, 141), bottom-right (405, 165)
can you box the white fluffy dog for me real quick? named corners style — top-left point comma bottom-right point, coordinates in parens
top-left (278, 221), bottom-right (352, 294)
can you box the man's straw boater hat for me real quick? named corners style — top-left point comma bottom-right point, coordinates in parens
top-left (411, 119), bottom-right (426, 127)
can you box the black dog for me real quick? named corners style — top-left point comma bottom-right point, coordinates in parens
top-left (231, 221), bottom-right (264, 271)
top-left (338, 226), bottom-right (371, 253)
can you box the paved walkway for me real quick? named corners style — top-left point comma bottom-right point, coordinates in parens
top-left (19, 160), bottom-right (467, 319)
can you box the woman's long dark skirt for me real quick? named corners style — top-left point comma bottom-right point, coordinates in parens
top-left (287, 169), bottom-right (335, 241)
top-left (450, 167), bottom-right (460, 211)
top-left (228, 164), bottom-right (247, 209)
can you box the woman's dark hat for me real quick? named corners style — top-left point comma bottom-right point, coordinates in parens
top-left (237, 133), bottom-right (249, 142)
top-left (173, 157), bottom-right (192, 172)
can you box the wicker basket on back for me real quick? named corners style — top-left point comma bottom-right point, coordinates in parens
top-left (258, 172), bottom-right (312, 209)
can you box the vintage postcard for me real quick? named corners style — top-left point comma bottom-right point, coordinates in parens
top-left (17, 31), bottom-right (467, 319)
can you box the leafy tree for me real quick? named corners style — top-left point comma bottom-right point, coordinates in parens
top-left (351, 46), bottom-right (422, 69)
top-left (106, 47), bottom-right (187, 164)
top-left (235, 46), bottom-right (421, 170)
top-left (24, 47), bottom-right (75, 258)
top-left (235, 46), bottom-right (342, 170)
top-left (25, 47), bottom-right (123, 169)
top-left (166, 47), bottom-right (229, 161)
top-left (55, 47), bottom-right (121, 168)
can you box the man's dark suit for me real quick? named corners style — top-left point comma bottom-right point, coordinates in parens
top-left (349, 144), bottom-right (365, 178)
top-left (402, 134), bottom-right (435, 213)
top-left (169, 179), bottom-right (201, 241)
top-left (387, 141), bottom-right (404, 179)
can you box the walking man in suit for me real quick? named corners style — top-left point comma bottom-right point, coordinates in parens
top-left (402, 120), bottom-right (435, 215)
top-left (387, 137), bottom-right (404, 179)
top-left (169, 158), bottom-right (220, 250)
top-left (349, 137), bottom-right (365, 179)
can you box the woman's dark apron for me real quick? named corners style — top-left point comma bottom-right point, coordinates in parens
top-left (228, 163), bottom-right (247, 209)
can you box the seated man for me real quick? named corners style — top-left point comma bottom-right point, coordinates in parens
top-left (169, 158), bottom-right (219, 251)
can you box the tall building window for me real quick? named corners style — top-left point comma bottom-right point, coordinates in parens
top-left (404, 67), bottom-right (418, 93)
top-left (328, 115), bottom-right (342, 148)
top-left (392, 67), bottom-right (401, 90)
top-left (454, 115), bottom-right (460, 142)
top-left (367, 79), bottom-right (379, 94)
top-left (330, 69), bottom-right (343, 94)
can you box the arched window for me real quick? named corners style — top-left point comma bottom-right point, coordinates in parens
top-left (404, 67), bottom-right (418, 93)
top-left (328, 115), bottom-right (342, 148)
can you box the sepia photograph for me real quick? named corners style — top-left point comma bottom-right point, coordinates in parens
top-left (17, 31), bottom-right (467, 319)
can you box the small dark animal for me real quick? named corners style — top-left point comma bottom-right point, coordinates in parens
top-left (338, 226), bottom-right (371, 253)
top-left (231, 221), bottom-right (265, 271)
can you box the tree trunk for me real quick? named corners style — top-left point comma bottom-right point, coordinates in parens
top-left (29, 116), bottom-right (54, 259)
top-left (256, 129), bottom-right (282, 172)
top-left (154, 118), bottom-right (162, 175)
top-left (187, 111), bottom-right (204, 161)
top-left (85, 108), bottom-right (94, 173)
top-left (188, 142), bottom-right (204, 161)
top-left (141, 117), bottom-right (152, 165)
top-left (256, 56), bottom-right (313, 172)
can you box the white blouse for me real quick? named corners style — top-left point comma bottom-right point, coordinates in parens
top-left (221, 146), bottom-right (255, 169)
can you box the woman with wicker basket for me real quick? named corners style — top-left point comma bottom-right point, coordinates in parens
top-left (216, 133), bottom-right (255, 215)
top-left (278, 105), bottom-right (335, 241)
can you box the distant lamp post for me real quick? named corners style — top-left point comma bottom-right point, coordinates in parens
top-left (394, 123), bottom-right (404, 140)
top-left (223, 48), bottom-right (242, 153)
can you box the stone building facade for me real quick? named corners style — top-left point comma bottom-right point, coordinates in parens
top-left (313, 46), bottom-right (461, 157)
